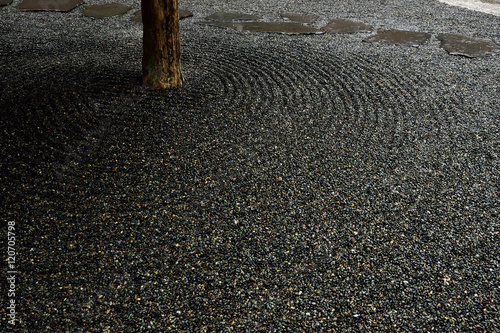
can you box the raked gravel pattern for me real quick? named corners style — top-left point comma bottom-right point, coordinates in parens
top-left (1, 0), bottom-right (499, 331)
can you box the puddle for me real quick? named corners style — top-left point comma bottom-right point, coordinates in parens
top-left (1, 0), bottom-right (13, 7)
top-left (321, 19), bottom-right (373, 33)
top-left (16, 0), bottom-right (82, 11)
top-left (281, 13), bottom-right (319, 24)
top-left (438, 33), bottom-right (500, 57)
top-left (82, 2), bottom-right (132, 18)
top-left (201, 21), bottom-right (324, 34)
top-left (131, 9), bottom-right (192, 23)
top-left (364, 29), bottom-right (431, 46)
top-left (205, 12), bottom-right (262, 21)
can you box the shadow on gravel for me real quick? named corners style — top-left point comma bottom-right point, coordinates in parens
top-left (0, 63), bottom-right (142, 192)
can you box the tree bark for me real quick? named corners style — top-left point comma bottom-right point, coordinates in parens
top-left (141, 0), bottom-right (183, 89)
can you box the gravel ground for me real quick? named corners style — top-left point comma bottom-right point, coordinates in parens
top-left (1, 0), bottom-right (499, 331)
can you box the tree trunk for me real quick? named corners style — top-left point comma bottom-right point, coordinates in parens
top-left (141, 0), bottom-right (183, 89)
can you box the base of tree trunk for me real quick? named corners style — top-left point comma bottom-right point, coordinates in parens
top-left (141, 0), bottom-right (183, 89)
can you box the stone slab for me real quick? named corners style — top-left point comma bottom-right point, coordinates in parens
top-left (82, 2), bottom-right (132, 18)
top-left (321, 19), bottom-right (373, 33)
top-left (438, 33), bottom-right (500, 57)
top-left (16, 0), bottom-right (82, 12)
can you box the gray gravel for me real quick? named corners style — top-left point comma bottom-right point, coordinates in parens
top-left (1, 0), bottom-right (499, 331)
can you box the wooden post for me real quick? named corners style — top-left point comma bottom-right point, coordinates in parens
top-left (141, 0), bottom-right (183, 89)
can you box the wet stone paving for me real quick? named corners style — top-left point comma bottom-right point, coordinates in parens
top-left (1, 0), bottom-right (500, 331)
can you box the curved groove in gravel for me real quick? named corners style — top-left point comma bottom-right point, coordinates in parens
top-left (2, 0), bottom-right (499, 330)
top-left (181, 41), bottom-right (427, 143)
top-left (2, 40), bottom-right (441, 186)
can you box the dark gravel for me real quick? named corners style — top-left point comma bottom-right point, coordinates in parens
top-left (1, 0), bottom-right (499, 331)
